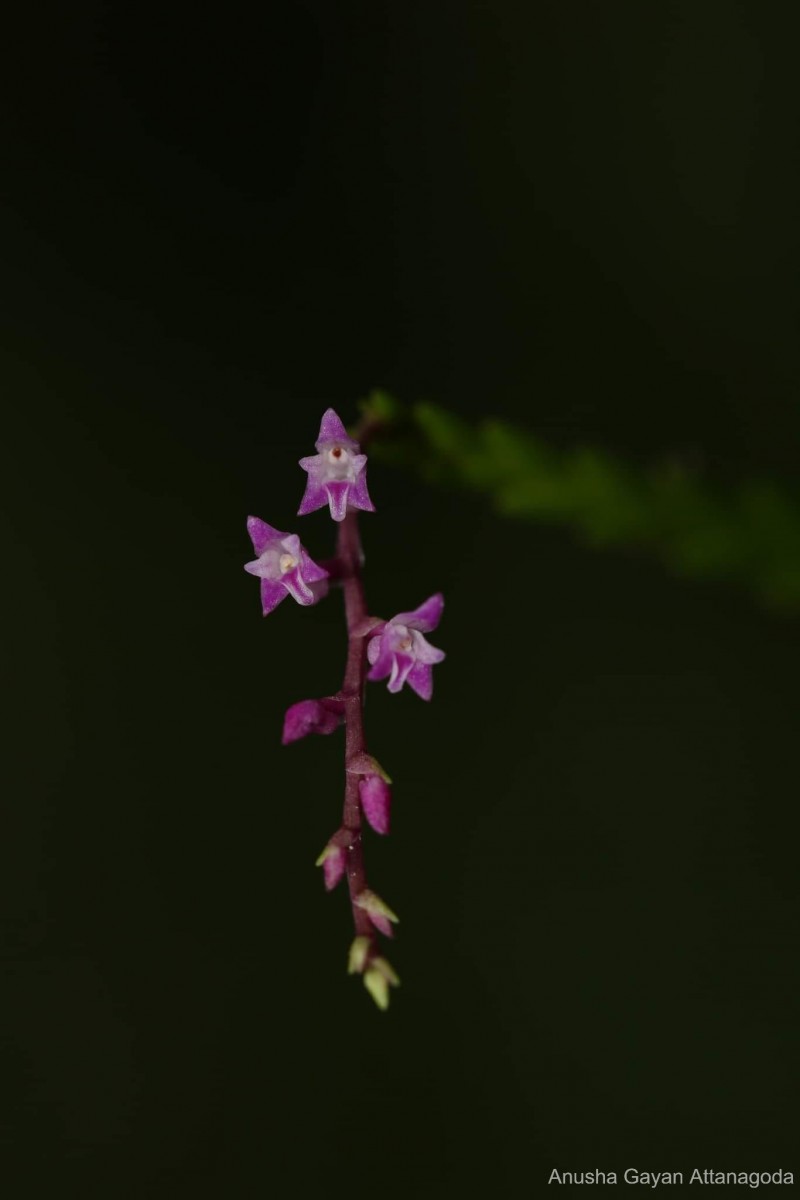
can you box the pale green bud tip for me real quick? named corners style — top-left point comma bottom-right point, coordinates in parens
top-left (348, 936), bottom-right (371, 975)
top-left (363, 957), bottom-right (400, 1009)
top-left (364, 968), bottom-right (390, 1010)
top-left (315, 844), bottom-right (337, 867)
top-left (371, 956), bottom-right (400, 987)
top-left (354, 889), bottom-right (399, 924)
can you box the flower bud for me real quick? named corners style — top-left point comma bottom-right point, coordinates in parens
top-left (359, 774), bottom-right (391, 835)
top-left (354, 889), bottom-right (399, 937)
top-left (315, 840), bottom-right (347, 891)
top-left (363, 957), bottom-right (400, 1010)
top-left (347, 936), bottom-right (372, 975)
top-left (282, 698), bottom-right (344, 745)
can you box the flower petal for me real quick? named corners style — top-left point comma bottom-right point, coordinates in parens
top-left (260, 578), bottom-right (287, 615)
top-left (348, 466), bottom-right (376, 513)
top-left (411, 630), bottom-right (446, 665)
top-left (298, 549), bottom-right (330, 584)
top-left (316, 407), bottom-right (357, 449)
top-left (395, 592), bottom-right (444, 633)
top-left (297, 473), bottom-right (328, 516)
top-left (406, 661), bottom-right (434, 700)
top-left (247, 515), bottom-right (286, 554)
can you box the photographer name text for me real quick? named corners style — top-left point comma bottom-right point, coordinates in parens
top-left (549, 1169), bottom-right (794, 1189)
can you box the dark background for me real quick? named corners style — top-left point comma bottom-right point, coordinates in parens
top-left (3, 2), bottom-right (798, 1194)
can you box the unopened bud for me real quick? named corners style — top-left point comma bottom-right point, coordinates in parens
top-left (315, 840), bottom-right (346, 891)
top-left (348, 936), bottom-right (371, 975)
top-left (354, 889), bottom-right (399, 937)
top-left (282, 699), bottom-right (344, 745)
top-left (359, 774), bottom-right (391, 835)
top-left (363, 960), bottom-right (400, 1011)
top-left (370, 957), bottom-right (400, 987)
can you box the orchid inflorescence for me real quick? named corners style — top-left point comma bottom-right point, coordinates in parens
top-left (244, 408), bottom-right (445, 1009)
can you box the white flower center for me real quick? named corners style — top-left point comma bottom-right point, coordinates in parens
top-left (389, 623), bottom-right (416, 656)
top-left (279, 553), bottom-right (298, 574)
top-left (323, 444), bottom-right (356, 482)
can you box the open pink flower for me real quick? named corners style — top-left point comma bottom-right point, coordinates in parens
top-left (244, 516), bottom-right (328, 615)
top-left (367, 594), bottom-right (445, 699)
top-left (298, 408), bottom-right (375, 522)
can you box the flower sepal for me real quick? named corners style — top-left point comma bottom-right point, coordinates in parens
top-left (351, 616), bottom-right (386, 638)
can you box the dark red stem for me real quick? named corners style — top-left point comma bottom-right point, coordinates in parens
top-left (336, 511), bottom-right (375, 941)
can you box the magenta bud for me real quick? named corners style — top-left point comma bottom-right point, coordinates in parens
top-left (316, 840), bottom-right (347, 891)
top-left (323, 850), bottom-right (346, 891)
top-left (359, 774), bottom-right (392, 835)
top-left (354, 889), bottom-right (399, 937)
top-left (282, 699), bottom-right (344, 746)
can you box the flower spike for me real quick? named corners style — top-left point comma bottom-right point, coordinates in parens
top-left (298, 407), bottom-right (376, 522)
top-left (245, 406), bottom-right (446, 1008)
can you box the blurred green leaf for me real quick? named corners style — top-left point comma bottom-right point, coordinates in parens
top-left (363, 392), bottom-right (800, 612)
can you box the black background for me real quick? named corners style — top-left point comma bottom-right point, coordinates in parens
top-left (3, 2), bottom-right (799, 1194)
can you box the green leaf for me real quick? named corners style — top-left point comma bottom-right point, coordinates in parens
top-left (364, 393), bottom-right (800, 612)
